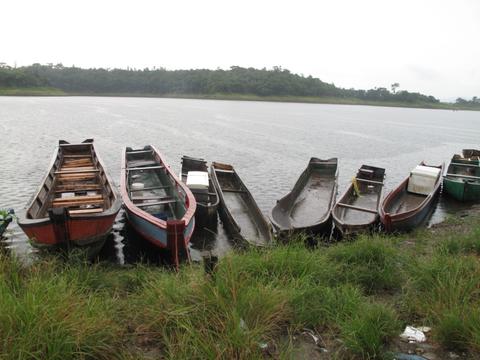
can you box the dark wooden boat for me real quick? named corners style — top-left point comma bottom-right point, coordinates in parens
top-left (210, 162), bottom-right (273, 246)
top-left (0, 209), bottom-right (14, 238)
top-left (332, 165), bottom-right (385, 236)
top-left (380, 163), bottom-right (444, 232)
top-left (180, 155), bottom-right (219, 226)
top-left (18, 139), bottom-right (121, 255)
top-left (121, 146), bottom-right (196, 268)
top-left (271, 157), bottom-right (338, 235)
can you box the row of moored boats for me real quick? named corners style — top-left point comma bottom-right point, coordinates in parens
top-left (9, 140), bottom-right (480, 267)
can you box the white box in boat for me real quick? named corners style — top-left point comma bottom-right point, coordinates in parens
top-left (186, 171), bottom-right (209, 190)
top-left (407, 165), bottom-right (441, 195)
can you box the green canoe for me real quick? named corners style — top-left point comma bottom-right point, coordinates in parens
top-left (443, 155), bottom-right (480, 202)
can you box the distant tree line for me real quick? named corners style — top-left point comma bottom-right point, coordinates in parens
top-left (455, 96), bottom-right (480, 107)
top-left (0, 63), bottom-right (440, 104)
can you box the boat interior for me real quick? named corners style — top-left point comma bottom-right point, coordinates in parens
top-left (27, 141), bottom-right (114, 219)
top-left (126, 146), bottom-right (187, 221)
top-left (383, 183), bottom-right (428, 215)
top-left (335, 165), bottom-right (385, 225)
top-left (273, 159), bottom-right (337, 229)
top-left (447, 161), bottom-right (480, 181)
top-left (213, 164), bottom-right (270, 245)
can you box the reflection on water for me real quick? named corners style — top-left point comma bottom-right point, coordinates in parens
top-left (1, 97), bottom-right (480, 264)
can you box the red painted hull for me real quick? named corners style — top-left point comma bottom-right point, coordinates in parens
top-left (21, 213), bottom-right (118, 247)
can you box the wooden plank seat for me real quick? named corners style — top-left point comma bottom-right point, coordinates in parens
top-left (136, 199), bottom-right (177, 208)
top-left (52, 194), bottom-right (104, 208)
top-left (56, 169), bottom-right (100, 175)
top-left (58, 174), bottom-right (98, 181)
top-left (336, 202), bottom-right (378, 214)
top-left (131, 195), bottom-right (174, 201)
top-left (215, 169), bottom-right (235, 173)
top-left (127, 165), bottom-right (164, 171)
top-left (69, 208), bottom-right (104, 215)
top-left (63, 155), bottom-right (92, 158)
top-left (52, 199), bottom-right (104, 208)
top-left (53, 194), bottom-right (103, 202)
top-left (61, 166), bottom-right (96, 171)
top-left (126, 150), bottom-right (153, 154)
top-left (126, 159), bottom-right (158, 168)
top-left (129, 185), bottom-right (171, 192)
top-left (56, 185), bottom-right (102, 193)
top-left (446, 173), bottom-right (480, 180)
top-left (222, 188), bottom-right (247, 193)
top-left (355, 178), bottom-right (384, 186)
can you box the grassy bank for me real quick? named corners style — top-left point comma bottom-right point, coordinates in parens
top-left (1, 88), bottom-right (479, 111)
top-left (2, 214), bottom-right (480, 359)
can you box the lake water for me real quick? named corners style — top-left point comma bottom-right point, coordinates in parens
top-left (1, 96), bottom-right (479, 262)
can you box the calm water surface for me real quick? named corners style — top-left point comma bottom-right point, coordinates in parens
top-left (1, 97), bottom-right (479, 262)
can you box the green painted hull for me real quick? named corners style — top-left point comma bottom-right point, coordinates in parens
top-left (443, 177), bottom-right (480, 202)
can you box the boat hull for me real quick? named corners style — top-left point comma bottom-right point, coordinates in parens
top-left (20, 212), bottom-right (117, 251)
top-left (381, 193), bottom-right (439, 232)
top-left (211, 162), bottom-right (273, 246)
top-left (443, 177), bottom-right (480, 202)
top-left (124, 206), bottom-right (195, 249)
top-left (380, 163), bottom-right (443, 233)
top-left (271, 158), bottom-right (338, 237)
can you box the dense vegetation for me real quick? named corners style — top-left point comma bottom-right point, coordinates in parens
top-left (1, 214), bottom-right (480, 359)
top-left (0, 64), bottom-right (443, 105)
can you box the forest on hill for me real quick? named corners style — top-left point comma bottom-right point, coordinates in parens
top-left (0, 63), bottom-right (478, 109)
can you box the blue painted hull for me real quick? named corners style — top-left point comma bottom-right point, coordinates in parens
top-left (125, 207), bottom-right (195, 248)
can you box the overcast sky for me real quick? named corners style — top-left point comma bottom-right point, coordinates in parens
top-left (2, 0), bottom-right (479, 100)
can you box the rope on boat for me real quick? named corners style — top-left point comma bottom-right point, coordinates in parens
top-left (352, 177), bottom-right (361, 197)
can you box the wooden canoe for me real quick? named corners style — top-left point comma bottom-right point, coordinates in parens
top-left (443, 155), bottom-right (480, 202)
top-left (18, 139), bottom-right (121, 255)
top-left (180, 155), bottom-right (219, 226)
top-left (332, 165), bottom-right (385, 236)
top-left (120, 146), bottom-right (196, 268)
top-left (210, 162), bottom-right (273, 246)
top-left (380, 162), bottom-right (444, 232)
top-left (271, 157), bottom-right (338, 235)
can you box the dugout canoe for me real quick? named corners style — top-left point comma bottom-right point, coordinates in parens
top-left (332, 165), bottom-right (385, 236)
top-left (443, 155), bottom-right (480, 202)
top-left (210, 162), bottom-right (273, 246)
top-left (121, 146), bottom-right (196, 268)
top-left (17, 139), bottom-right (121, 255)
top-left (180, 155), bottom-right (219, 226)
top-left (271, 157), bottom-right (338, 235)
top-left (380, 162), bottom-right (444, 232)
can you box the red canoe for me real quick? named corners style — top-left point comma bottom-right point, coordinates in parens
top-left (18, 139), bottom-right (121, 256)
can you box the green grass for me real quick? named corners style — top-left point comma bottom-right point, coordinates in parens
top-left (1, 215), bottom-right (480, 358)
